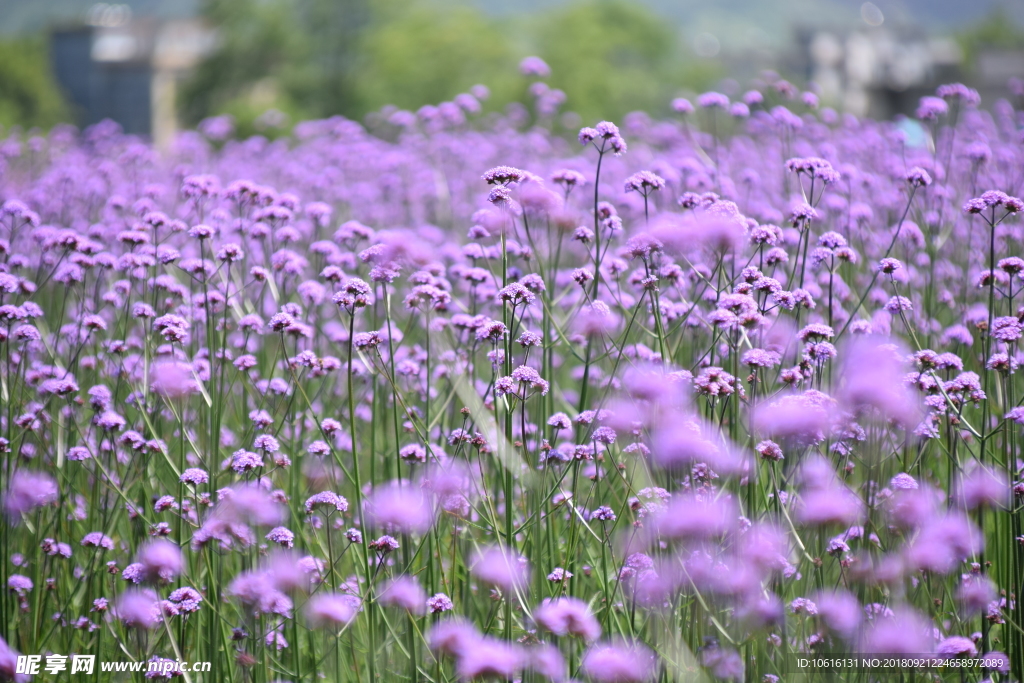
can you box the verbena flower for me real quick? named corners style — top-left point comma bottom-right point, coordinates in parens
top-left (304, 491), bottom-right (349, 514)
top-left (427, 593), bottom-right (454, 614)
top-left (305, 593), bottom-right (359, 628)
top-left (534, 597), bottom-right (600, 640)
top-left (581, 641), bottom-right (655, 683)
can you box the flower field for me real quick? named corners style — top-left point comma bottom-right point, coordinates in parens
top-left (0, 69), bottom-right (1023, 682)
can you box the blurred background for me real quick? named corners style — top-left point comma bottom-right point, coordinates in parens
top-left (1, 0), bottom-right (1022, 143)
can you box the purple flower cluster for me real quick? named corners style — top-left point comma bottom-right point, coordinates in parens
top-left (0, 70), bottom-right (1022, 681)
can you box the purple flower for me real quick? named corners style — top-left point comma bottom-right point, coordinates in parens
top-left (580, 121), bottom-right (627, 154)
top-left (796, 465), bottom-right (865, 527)
top-left (957, 576), bottom-right (996, 617)
top-left (154, 496), bottom-right (178, 513)
top-left (742, 348), bottom-right (781, 369)
top-left (579, 127), bottom-right (599, 145)
top-left (859, 606), bottom-right (933, 655)
top-left (122, 563), bottom-right (145, 584)
top-left (80, 532), bottom-right (114, 548)
top-left (755, 440), bottom-right (784, 462)
top-left (936, 82), bottom-right (980, 105)
top-left (0, 637), bottom-right (27, 683)
top-left (304, 491), bottom-right (349, 514)
top-left (497, 282), bottom-right (536, 306)
top-left (534, 597), bottom-right (601, 640)
top-left (487, 186), bottom-right (516, 209)
top-left (7, 575), bottom-right (32, 595)
top-left (470, 545), bottom-right (529, 592)
top-left (399, 443), bottom-right (427, 463)
top-left (227, 570), bottom-right (294, 616)
top-left (307, 440), bottom-right (331, 456)
top-left (519, 56), bottom-right (550, 77)
top-left (624, 171), bottom-right (666, 194)
top-left (188, 224), bottom-right (215, 239)
top-left (214, 484), bottom-right (287, 528)
top-left (475, 320), bottom-right (507, 343)
top-left (497, 365), bottom-right (549, 396)
top-left (548, 412), bottom-right (572, 430)
top-left (551, 169), bottom-right (585, 187)
top-left (365, 481), bottom-right (434, 534)
top-left (916, 96), bottom-right (948, 120)
top-left (935, 636), bottom-right (977, 659)
top-left (517, 330), bottom-right (543, 347)
top-left (378, 576), bottom-right (427, 615)
top-left (991, 316), bottom-right (1023, 342)
top-left (697, 92), bottom-right (729, 109)
top-left (815, 590), bottom-right (862, 640)
top-left (268, 312), bottom-right (295, 332)
top-left (904, 513), bottom-right (983, 574)
top-left (368, 535), bottom-right (400, 553)
top-left (648, 494), bottom-right (737, 541)
top-left (752, 392), bottom-right (831, 446)
top-left (905, 167), bottom-right (932, 187)
top-left (981, 651), bottom-right (1010, 673)
top-left (956, 466), bottom-right (1008, 510)
top-left (266, 527), bottom-right (295, 548)
top-left (581, 641), bottom-right (656, 683)
top-left (231, 449), bottom-right (264, 473)
top-left (305, 593), bottom-right (359, 628)
top-left (428, 619), bottom-right (480, 657)
top-left (455, 637), bottom-right (524, 680)
top-left (137, 540), bottom-right (183, 583)
top-left (889, 473), bottom-right (918, 490)
top-left (427, 593), bottom-right (454, 613)
top-left (168, 587), bottom-right (203, 613)
top-left (482, 166), bottom-right (527, 185)
top-left (671, 97), bottom-right (694, 113)
top-left (114, 591), bottom-right (162, 631)
top-left (253, 434), bottom-right (280, 452)
top-left (180, 468), bottom-right (209, 486)
top-left (702, 647), bottom-right (744, 681)
top-left (95, 410), bottom-right (127, 431)
top-left (4, 470), bottom-right (58, 516)
top-left (837, 337), bottom-right (921, 427)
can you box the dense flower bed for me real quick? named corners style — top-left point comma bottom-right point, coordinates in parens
top-left (0, 69), bottom-right (1022, 682)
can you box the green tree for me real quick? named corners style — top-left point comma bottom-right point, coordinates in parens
top-left (0, 36), bottom-right (70, 131)
top-left (180, 0), bottom-right (370, 130)
top-left (352, 0), bottom-right (516, 113)
top-left (957, 8), bottom-right (1024, 67)
top-left (533, 0), bottom-right (719, 123)
top-left (179, 0), bottom-right (310, 128)
top-left (182, 0), bottom-right (515, 126)
top-left (180, 0), bottom-right (720, 128)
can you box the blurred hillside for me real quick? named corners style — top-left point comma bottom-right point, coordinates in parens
top-left (178, 0), bottom-right (722, 133)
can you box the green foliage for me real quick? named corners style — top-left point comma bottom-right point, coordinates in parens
top-left (957, 8), bottom-right (1024, 66)
top-left (180, 0), bottom-right (721, 127)
top-left (353, 0), bottom-right (517, 113)
top-left (0, 36), bottom-right (70, 131)
top-left (182, 0), bottom-right (513, 126)
top-left (178, 0), bottom-right (317, 128)
top-left (534, 0), bottom-right (719, 122)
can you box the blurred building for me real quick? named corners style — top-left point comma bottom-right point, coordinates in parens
top-left (797, 24), bottom-right (1024, 119)
top-left (50, 3), bottom-right (214, 146)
